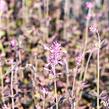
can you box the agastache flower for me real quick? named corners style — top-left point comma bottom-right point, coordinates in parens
top-left (44, 41), bottom-right (62, 109)
top-left (45, 41), bottom-right (63, 67)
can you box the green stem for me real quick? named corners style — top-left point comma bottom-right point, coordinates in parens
top-left (97, 45), bottom-right (100, 109)
top-left (79, 8), bottom-right (91, 80)
top-left (52, 65), bottom-right (58, 109)
top-left (72, 66), bottom-right (78, 109)
top-left (43, 93), bottom-right (45, 109)
top-left (0, 67), bottom-right (4, 102)
top-left (11, 70), bottom-right (14, 109)
top-left (96, 31), bottom-right (101, 109)
top-left (83, 51), bottom-right (93, 81)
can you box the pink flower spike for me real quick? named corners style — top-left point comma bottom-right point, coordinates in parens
top-left (47, 41), bottom-right (63, 66)
top-left (85, 2), bottom-right (93, 9)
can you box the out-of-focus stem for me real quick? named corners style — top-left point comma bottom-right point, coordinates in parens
top-left (79, 51), bottom-right (93, 104)
top-left (43, 0), bottom-right (49, 17)
top-left (34, 55), bottom-right (37, 87)
top-left (0, 13), bottom-right (4, 102)
top-left (72, 67), bottom-right (77, 94)
top-left (43, 93), bottom-right (45, 109)
top-left (64, 0), bottom-right (70, 16)
top-left (64, 59), bottom-right (70, 92)
top-left (11, 70), bottom-right (14, 109)
top-left (22, 0), bottom-right (28, 24)
top-left (97, 43), bottom-right (100, 109)
top-left (83, 51), bottom-right (93, 81)
top-left (63, 0), bottom-right (70, 40)
top-left (0, 67), bottom-right (4, 102)
top-left (79, 8), bottom-right (91, 80)
top-left (72, 66), bottom-right (78, 109)
top-left (43, 0), bottom-right (49, 41)
top-left (96, 31), bottom-right (101, 109)
top-left (46, 0), bottom-right (49, 17)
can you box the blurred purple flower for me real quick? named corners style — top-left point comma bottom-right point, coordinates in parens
top-left (7, 58), bottom-right (14, 65)
top-left (0, 0), bottom-right (8, 14)
top-left (100, 90), bottom-right (108, 101)
top-left (10, 39), bottom-right (17, 48)
top-left (85, 2), bottom-right (93, 9)
top-left (100, 90), bottom-right (109, 109)
top-left (5, 76), bottom-right (10, 83)
top-left (35, 105), bottom-right (41, 109)
top-left (81, 82), bottom-right (90, 89)
top-left (75, 53), bottom-right (83, 65)
top-left (89, 24), bottom-right (98, 33)
top-left (41, 87), bottom-right (48, 95)
top-left (85, 13), bottom-right (95, 20)
top-left (2, 104), bottom-right (10, 109)
top-left (85, 14), bottom-right (91, 20)
top-left (0, 53), bottom-right (5, 66)
top-left (0, 52), bottom-right (5, 58)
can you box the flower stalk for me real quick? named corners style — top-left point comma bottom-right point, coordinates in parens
top-left (11, 69), bottom-right (14, 109)
top-left (52, 65), bottom-right (58, 109)
top-left (96, 31), bottom-right (101, 109)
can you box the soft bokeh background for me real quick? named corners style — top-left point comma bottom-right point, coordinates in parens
top-left (0, 0), bottom-right (109, 109)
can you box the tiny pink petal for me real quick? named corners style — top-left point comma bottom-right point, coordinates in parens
top-left (86, 2), bottom-right (93, 9)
